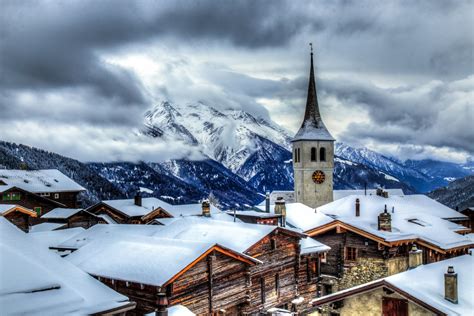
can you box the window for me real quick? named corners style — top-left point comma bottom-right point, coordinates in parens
top-left (320, 147), bottom-right (326, 162)
top-left (260, 277), bottom-right (266, 303)
top-left (307, 257), bottom-right (319, 282)
top-left (294, 149), bottom-right (298, 162)
top-left (270, 238), bottom-right (277, 250)
top-left (311, 147), bottom-right (317, 161)
top-left (39, 192), bottom-right (50, 197)
top-left (54, 193), bottom-right (60, 199)
top-left (296, 148), bottom-right (301, 163)
top-left (34, 207), bottom-right (42, 216)
top-left (2, 192), bottom-right (21, 201)
top-left (275, 274), bottom-right (280, 296)
top-left (345, 247), bottom-right (357, 261)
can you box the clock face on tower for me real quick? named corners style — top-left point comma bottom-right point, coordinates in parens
top-left (312, 170), bottom-right (325, 184)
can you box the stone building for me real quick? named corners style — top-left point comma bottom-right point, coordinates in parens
top-left (312, 254), bottom-right (472, 316)
top-left (292, 46), bottom-right (335, 209)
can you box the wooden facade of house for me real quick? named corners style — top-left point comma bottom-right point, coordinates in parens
top-left (95, 247), bottom-right (255, 315)
top-left (44, 210), bottom-right (104, 229)
top-left (307, 222), bottom-right (472, 296)
top-left (1, 205), bottom-right (37, 232)
top-left (0, 187), bottom-right (65, 223)
top-left (86, 227), bottom-right (325, 315)
top-left (86, 203), bottom-right (172, 225)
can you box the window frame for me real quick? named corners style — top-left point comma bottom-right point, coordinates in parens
top-left (320, 147), bottom-right (326, 162)
top-left (311, 147), bottom-right (317, 161)
top-left (344, 246), bottom-right (357, 262)
top-left (34, 207), bottom-right (42, 216)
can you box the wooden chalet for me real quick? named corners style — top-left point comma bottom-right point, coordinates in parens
top-left (0, 186), bottom-right (66, 219)
top-left (41, 207), bottom-right (105, 229)
top-left (0, 169), bottom-right (86, 209)
top-left (0, 204), bottom-right (37, 232)
top-left (64, 216), bottom-right (331, 315)
top-left (312, 254), bottom-right (472, 316)
top-left (86, 193), bottom-right (221, 225)
top-left (458, 206), bottom-right (474, 231)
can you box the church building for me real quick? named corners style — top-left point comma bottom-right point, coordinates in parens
top-left (293, 46), bottom-right (335, 209)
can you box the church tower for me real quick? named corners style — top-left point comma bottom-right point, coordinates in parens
top-left (292, 45), bottom-right (335, 208)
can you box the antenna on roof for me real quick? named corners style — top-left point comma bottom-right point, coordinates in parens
top-left (309, 42), bottom-right (313, 55)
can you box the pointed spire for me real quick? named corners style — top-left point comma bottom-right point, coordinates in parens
top-left (292, 44), bottom-right (334, 142)
top-left (302, 43), bottom-right (322, 129)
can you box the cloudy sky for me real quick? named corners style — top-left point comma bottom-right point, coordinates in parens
top-left (1, 0), bottom-right (473, 163)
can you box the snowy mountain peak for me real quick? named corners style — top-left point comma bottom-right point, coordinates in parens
top-left (143, 101), bottom-right (292, 172)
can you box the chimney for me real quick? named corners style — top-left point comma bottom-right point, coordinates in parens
top-left (444, 266), bottom-right (458, 304)
top-left (265, 191), bottom-right (270, 213)
top-left (202, 199), bottom-right (211, 217)
top-left (155, 292), bottom-right (169, 316)
top-left (376, 188), bottom-right (389, 198)
top-left (134, 191), bottom-right (142, 206)
top-left (355, 198), bottom-right (360, 217)
top-left (378, 205), bottom-right (392, 232)
top-left (408, 244), bottom-right (423, 269)
top-left (274, 197), bottom-right (287, 227)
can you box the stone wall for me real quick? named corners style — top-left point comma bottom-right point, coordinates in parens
top-left (336, 257), bottom-right (388, 292)
top-left (312, 288), bottom-right (436, 316)
top-left (386, 256), bottom-right (409, 276)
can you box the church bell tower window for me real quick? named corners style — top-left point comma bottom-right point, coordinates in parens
top-left (311, 147), bottom-right (316, 161)
top-left (320, 147), bottom-right (326, 162)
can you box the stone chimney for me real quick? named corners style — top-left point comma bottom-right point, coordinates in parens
top-left (408, 244), bottom-right (423, 269)
top-left (202, 199), bottom-right (211, 217)
top-left (355, 198), bottom-right (360, 217)
top-left (445, 266), bottom-right (458, 304)
top-left (274, 197), bottom-right (287, 227)
top-left (265, 191), bottom-right (270, 213)
top-left (134, 191), bottom-right (142, 206)
top-left (378, 205), bottom-right (392, 232)
top-left (376, 188), bottom-right (389, 198)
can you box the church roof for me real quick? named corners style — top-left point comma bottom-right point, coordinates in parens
top-left (292, 48), bottom-right (334, 142)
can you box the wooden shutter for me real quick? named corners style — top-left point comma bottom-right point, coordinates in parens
top-left (382, 297), bottom-right (408, 316)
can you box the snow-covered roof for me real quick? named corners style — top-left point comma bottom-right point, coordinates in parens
top-left (98, 214), bottom-right (118, 224)
top-left (99, 197), bottom-right (221, 218)
top-left (168, 305), bottom-right (196, 316)
top-left (41, 208), bottom-right (83, 219)
top-left (315, 195), bottom-right (472, 250)
top-left (292, 123), bottom-right (335, 142)
top-left (313, 254), bottom-right (473, 316)
top-left (226, 210), bottom-right (282, 218)
top-left (256, 202), bottom-right (333, 232)
top-left (66, 234), bottom-right (257, 287)
top-left (30, 227), bottom-right (85, 249)
top-left (0, 204), bottom-right (36, 217)
top-left (0, 169), bottom-right (85, 193)
top-left (300, 237), bottom-right (331, 255)
top-left (152, 217), bottom-right (286, 253)
top-left (55, 224), bottom-right (163, 250)
top-left (333, 189), bottom-right (405, 200)
top-left (29, 222), bottom-right (66, 233)
top-left (0, 218), bottom-right (133, 315)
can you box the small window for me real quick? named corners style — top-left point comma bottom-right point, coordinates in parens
top-left (311, 147), bottom-right (317, 161)
top-left (2, 192), bottom-right (21, 201)
top-left (294, 149), bottom-right (298, 162)
top-left (275, 273), bottom-right (280, 295)
top-left (345, 247), bottom-right (357, 261)
top-left (297, 148), bottom-right (301, 163)
top-left (270, 238), bottom-right (277, 250)
top-left (54, 193), bottom-right (59, 199)
top-left (320, 148), bottom-right (326, 162)
top-left (34, 207), bottom-right (42, 216)
top-left (260, 277), bottom-right (265, 303)
top-left (306, 257), bottom-right (319, 282)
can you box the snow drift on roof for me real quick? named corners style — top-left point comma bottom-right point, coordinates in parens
top-left (0, 169), bottom-right (85, 193)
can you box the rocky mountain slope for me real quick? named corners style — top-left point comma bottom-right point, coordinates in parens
top-left (428, 175), bottom-right (474, 210)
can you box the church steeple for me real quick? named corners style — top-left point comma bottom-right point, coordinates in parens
top-left (302, 43), bottom-right (322, 128)
top-left (293, 44), bottom-right (334, 142)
